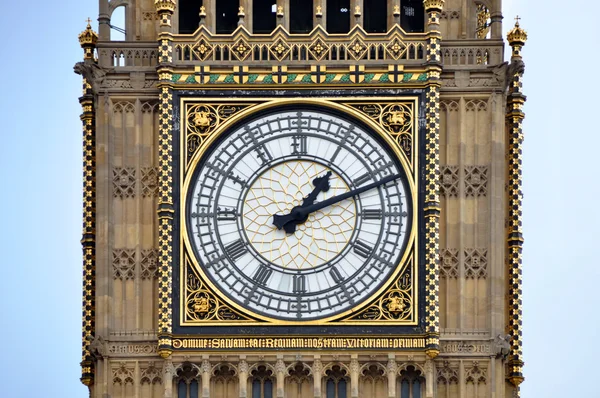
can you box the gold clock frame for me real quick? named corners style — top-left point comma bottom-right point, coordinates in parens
top-left (178, 97), bottom-right (420, 327)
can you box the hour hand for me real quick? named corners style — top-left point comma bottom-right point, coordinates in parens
top-left (272, 171), bottom-right (332, 232)
top-left (302, 171), bottom-right (332, 207)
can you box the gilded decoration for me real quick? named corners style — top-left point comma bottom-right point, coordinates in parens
top-left (172, 25), bottom-right (426, 65)
top-left (184, 102), bottom-right (255, 166)
top-left (342, 256), bottom-right (413, 322)
top-left (344, 102), bottom-right (414, 164)
top-left (184, 258), bottom-right (255, 322)
top-left (179, 98), bottom-right (419, 327)
top-left (506, 23), bottom-right (527, 385)
top-left (170, 68), bottom-right (427, 86)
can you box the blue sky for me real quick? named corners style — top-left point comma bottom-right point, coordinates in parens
top-left (0, 1), bottom-right (597, 396)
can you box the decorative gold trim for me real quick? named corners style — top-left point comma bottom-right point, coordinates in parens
top-left (506, 36), bottom-right (526, 386)
top-left (184, 255), bottom-right (257, 322)
top-left (79, 78), bottom-right (96, 386)
top-left (172, 336), bottom-right (426, 350)
top-left (423, 2), bottom-right (444, 359)
top-left (179, 97), bottom-right (419, 326)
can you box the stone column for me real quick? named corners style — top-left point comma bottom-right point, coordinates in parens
top-left (201, 358), bottom-right (211, 398)
top-left (425, 360), bottom-right (434, 398)
top-left (386, 356), bottom-right (397, 398)
top-left (276, 357), bottom-right (286, 398)
top-left (313, 357), bottom-right (323, 398)
top-left (163, 360), bottom-right (176, 398)
top-left (239, 358), bottom-right (248, 398)
top-left (350, 356), bottom-right (359, 397)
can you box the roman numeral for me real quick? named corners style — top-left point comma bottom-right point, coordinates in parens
top-left (216, 207), bottom-right (237, 221)
top-left (224, 239), bottom-right (247, 262)
top-left (253, 265), bottom-right (273, 286)
top-left (293, 275), bottom-right (306, 293)
top-left (362, 209), bottom-right (383, 220)
top-left (353, 240), bottom-right (373, 259)
top-left (329, 266), bottom-right (344, 283)
top-left (291, 135), bottom-right (308, 155)
top-left (353, 172), bottom-right (372, 187)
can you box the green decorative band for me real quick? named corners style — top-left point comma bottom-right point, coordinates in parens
top-left (171, 72), bottom-right (429, 85)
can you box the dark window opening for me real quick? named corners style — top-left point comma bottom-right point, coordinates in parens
top-left (364, 0), bottom-right (387, 33)
top-left (401, 0), bottom-right (425, 33)
top-left (217, 0), bottom-right (239, 34)
top-left (291, 0), bottom-right (313, 33)
top-left (179, 0), bottom-right (202, 33)
top-left (251, 365), bottom-right (274, 398)
top-left (327, 0), bottom-right (350, 33)
top-left (253, 0), bottom-right (277, 33)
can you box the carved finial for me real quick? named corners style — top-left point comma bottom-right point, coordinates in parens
top-left (79, 18), bottom-right (98, 46)
top-left (277, 5), bottom-right (284, 17)
top-left (316, 4), bottom-right (322, 17)
top-left (199, 5), bottom-right (206, 17)
top-left (354, 5), bottom-right (361, 17)
top-left (238, 6), bottom-right (245, 17)
top-left (393, 5), bottom-right (400, 16)
top-left (78, 18), bottom-right (98, 61)
top-left (507, 17), bottom-right (527, 58)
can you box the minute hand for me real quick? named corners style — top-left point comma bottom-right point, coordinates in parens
top-left (295, 173), bottom-right (402, 219)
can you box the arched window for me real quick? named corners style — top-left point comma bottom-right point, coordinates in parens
top-left (327, 0), bottom-right (350, 34)
top-left (212, 364), bottom-right (238, 397)
top-left (397, 366), bottom-right (424, 398)
top-left (251, 365), bottom-right (274, 398)
top-left (179, 0), bottom-right (203, 34)
top-left (286, 362), bottom-right (312, 398)
top-left (400, 0), bottom-right (425, 33)
top-left (253, 0), bottom-right (277, 33)
top-left (360, 363), bottom-right (387, 398)
top-left (290, 0), bottom-right (313, 33)
top-left (217, 0), bottom-right (239, 34)
top-left (325, 365), bottom-right (348, 398)
top-left (364, 0), bottom-right (387, 33)
top-left (110, 5), bottom-right (126, 41)
top-left (176, 363), bottom-right (200, 398)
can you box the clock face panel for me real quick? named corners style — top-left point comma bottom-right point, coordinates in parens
top-left (186, 109), bottom-right (412, 321)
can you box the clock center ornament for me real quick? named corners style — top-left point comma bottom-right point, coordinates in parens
top-left (186, 108), bottom-right (412, 321)
top-left (243, 161), bottom-right (356, 270)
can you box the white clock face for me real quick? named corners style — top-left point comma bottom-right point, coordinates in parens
top-left (187, 109), bottom-right (411, 320)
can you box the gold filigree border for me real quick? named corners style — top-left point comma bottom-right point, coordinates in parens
top-left (179, 98), bottom-right (419, 327)
top-left (183, 255), bottom-right (257, 322)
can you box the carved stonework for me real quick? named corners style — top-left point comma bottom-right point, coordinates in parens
top-left (440, 248), bottom-right (459, 279)
top-left (141, 362), bottom-right (162, 385)
top-left (465, 361), bottom-right (487, 384)
top-left (140, 249), bottom-right (158, 279)
top-left (107, 342), bottom-right (158, 356)
top-left (112, 249), bottom-right (136, 280)
top-left (113, 362), bottom-right (135, 385)
top-left (141, 167), bottom-right (159, 197)
top-left (436, 361), bottom-right (458, 384)
top-left (440, 166), bottom-right (459, 197)
top-left (113, 167), bottom-right (136, 198)
top-left (465, 166), bottom-right (488, 197)
top-left (464, 248), bottom-right (488, 279)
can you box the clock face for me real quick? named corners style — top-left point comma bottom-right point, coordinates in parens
top-left (186, 109), bottom-right (411, 321)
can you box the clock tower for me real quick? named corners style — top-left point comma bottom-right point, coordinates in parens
top-left (75, 1), bottom-right (527, 397)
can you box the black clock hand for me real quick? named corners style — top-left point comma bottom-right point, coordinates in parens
top-left (302, 171), bottom-right (332, 207)
top-left (272, 171), bottom-right (332, 232)
top-left (273, 173), bottom-right (402, 234)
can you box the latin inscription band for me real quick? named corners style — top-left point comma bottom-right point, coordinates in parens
top-left (173, 337), bottom-right (425, 350)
